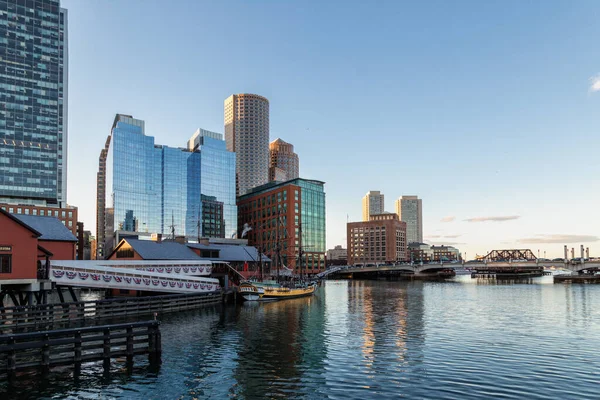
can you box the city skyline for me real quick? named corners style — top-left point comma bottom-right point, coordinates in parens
top-left (61, 0), bottom-right (600, 258)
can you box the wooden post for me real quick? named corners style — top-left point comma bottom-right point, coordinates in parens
top-left (74, 330), bottom-right (82, 363)
top-left (7, 337), bottom-right (16, 377)
top-left (126, 326), bottom-right (134, 362)
top-left (41, 333), bottom-right (50, 374)
top-left (103, 327), bottom-right (111, 371)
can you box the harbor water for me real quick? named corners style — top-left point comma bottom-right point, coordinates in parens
top-left (2, 276), bottom-right (599, 399)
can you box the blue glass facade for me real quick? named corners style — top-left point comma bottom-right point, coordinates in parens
top-left (107, 115), bottom-right (236, 241)
top-left (0, 0), bottom-right (68, 206)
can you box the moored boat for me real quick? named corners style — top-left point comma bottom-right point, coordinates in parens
top-left (239, 281), bottom-right (264, 301)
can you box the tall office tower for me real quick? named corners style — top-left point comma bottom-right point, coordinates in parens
top-left (224, 94), bottom-right (269, 196)
top-left (0, 1), bottom-right (68, 207)
top-left (395, 196), bottom-right (423, 244)
top-left (269, 138), bottom-right (299, 182)
top-left (362, 191), bottom-right (384, 221)
top-left (97, 115), bottom-right (237, 256)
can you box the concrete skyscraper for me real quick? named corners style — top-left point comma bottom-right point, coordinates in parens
top-left (362, 191), bottom-right (384, 221)
top-left (395, 196), bottom-right (423, 244)
top-left (224, 94), bottom-right (270, 196)
top-left (0, 0), bottom-right (68, 207)
top-left (269, 138), bottom-right (299, 182)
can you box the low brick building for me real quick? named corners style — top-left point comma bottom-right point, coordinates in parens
top-left (347, 213), bottom-right (407, 265)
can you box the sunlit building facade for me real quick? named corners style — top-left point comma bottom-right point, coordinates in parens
top-left (347, 213), bottom-right (407, 265)
top-left (237, 178), bottom-right (326, 275)
top-left (395, 196), bottom-right (423, 244)
top-left (362, 191), bottom-right (384, 221)
top-left (224, 94), bottom-right (270, 196)
top-left (269, 138), bottom-right (299, 182)
top-left (0, 0), bottom-right (68, 207)
top-left (97, 115), bottom-right (236, 257)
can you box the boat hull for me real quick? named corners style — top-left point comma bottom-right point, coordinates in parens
top-left (261, 285), bottom-right (316, 300)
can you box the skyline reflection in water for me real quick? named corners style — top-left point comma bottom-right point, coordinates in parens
top-left (1, 277), bottom-right (599, 399)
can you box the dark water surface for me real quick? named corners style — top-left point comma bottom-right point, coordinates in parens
top-left (2, 277), bottom-right (600, 399)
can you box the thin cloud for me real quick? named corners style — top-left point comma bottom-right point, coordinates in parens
top-left (465, 215), bottom-right (520, 223)
top-left (427, 241), bottom-right (464, 246)
top-left (440, 216), bottom-right (455, 223)
top-left (589, 74), bottom-right (600, 93)
top-left (426, 234), bottom-right (461, 240)
top-left (517, 234), bottom-right (599, 244)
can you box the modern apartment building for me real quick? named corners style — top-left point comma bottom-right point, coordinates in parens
top-left (224, 94), bottom-right (270, 196)
top-left (347, 213), bottom-right (407, 265)
top-left (0, 0), bottom-right (68, 207)
top-left (96, 115), bottom-right (236, 257)
top-left (269, 138), bottom-right (299, 182)
top-left (237, 178), bottom-right (326, 275)
top-left (395, 196), bottom-right (423, 244)
top-left (362, 191), bottom-right (384, 221)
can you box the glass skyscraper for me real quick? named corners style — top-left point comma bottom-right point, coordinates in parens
top-left (98, 115), bottom-right (237, 253)
top-left (0, 0), bottom-right (68, 207)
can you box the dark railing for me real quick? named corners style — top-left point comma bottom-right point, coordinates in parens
top-left (0, 291), bottom-right (221, 334)
top-left (0, 320), bottom-right (161, 376)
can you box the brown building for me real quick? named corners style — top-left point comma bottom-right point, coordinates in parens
top-left (269, 138), bottom-right (299, 182)
top-left (96, 134), bottom-right (112, 259)
top-left (237, 178), bottom-right (326, 276)
top-left (0, 203), bottom-right (78, 236)
top-left (347, 213), bottom-right (407, 265)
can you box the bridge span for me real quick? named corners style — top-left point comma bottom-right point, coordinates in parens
top-left (320, 260), bottom-right (600, 279)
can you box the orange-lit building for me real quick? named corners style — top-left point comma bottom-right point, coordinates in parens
top-left (347, 213), bottom-right (407, 265)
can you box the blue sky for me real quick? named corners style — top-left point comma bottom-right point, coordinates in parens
top-left (62, 0), bottom-right (600, 258)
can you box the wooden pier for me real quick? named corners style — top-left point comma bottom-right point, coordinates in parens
top-left (0, 320), bottom-right (161, 377)
top-left (554, 274), bottom-right (600, 284)
top-left (0, 291), bottom-right (220, 334)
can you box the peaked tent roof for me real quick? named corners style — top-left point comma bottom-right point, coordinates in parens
top-left (11, 213), bottom-right (77, 242)
top-left (120, 238), bottom-right (201, 260)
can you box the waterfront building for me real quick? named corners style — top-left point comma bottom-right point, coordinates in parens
top-left (224, 94), bottom-right (270, 196)
top-left (0, 203), bottom-right (78, 236)
top-left (270, 166), bottom-right (288, 182)
top-left (0, 0), bottom-right (68, 207)
top-left (395, 196), bottom-right (423, 244)
top-left (0, 208), bottom-right (76, 283)
top-left (326, 245), bottom-right (347, 266)
top-left (269, 138), bottom-right (299, 182)
top-left (96, 115), bottom-right (236, 257)
top-left (431, 245), bottom-right (461, 262)
top-left (362, 191), bottom-right (384, 221)
top-left (237, 178), bottom-right (326, 275)
top-left (408, 242), bottom-right (433, 262)
top-left (347, 213), bottom-right (407, 265)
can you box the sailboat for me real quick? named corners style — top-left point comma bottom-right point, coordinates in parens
top-left (252, 218), bottom-right (317, 300)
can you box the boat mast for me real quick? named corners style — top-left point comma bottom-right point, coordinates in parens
top-left (298, 222), bottom-right (303, 281)
top-left (276, 209), bottom-right (280, 282)
top-left (259, 222), bottom-right (263, 281)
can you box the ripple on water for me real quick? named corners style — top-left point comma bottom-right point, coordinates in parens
top-left (1, 280), bottom-right (599, 399)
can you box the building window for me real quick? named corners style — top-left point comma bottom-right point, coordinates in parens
top-left (54, 211), bottom-right (59, 217)
top-left (0, 255), bottom-right (11, 273)
top-left (24, 209), bottom-right (30, 215)
top-left (40, 210), bottom-right (45, 216)
top-left (116, 248), bottom-right (134, 258)
top-left (33, 209), bottom-right (37, 215)
top-left (17, 208), bottom-right (22, 214)
top-left (9, 208), bottom-right (13, 213)
top-left (68, 211), bottom-right (72, 218)
top-left (68, 221), bottom-right (72, 227)
top-left (62, 211), bottom-right (66, 218)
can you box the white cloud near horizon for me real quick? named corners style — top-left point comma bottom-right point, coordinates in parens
top-left (465, 215), bottom-right (520, 223)
top-left (589, 74), bottom-right (600, 92)
top-left (440, 216), bottom-right (455, 223)
top-left (517, 234), bottom-right (599, 244)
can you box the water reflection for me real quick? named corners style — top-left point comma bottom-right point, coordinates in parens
top-left (1, 280), bottom-right (600, 399)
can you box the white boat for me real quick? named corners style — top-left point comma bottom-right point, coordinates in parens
top-left (239, 281), bottom-right (264, 301)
